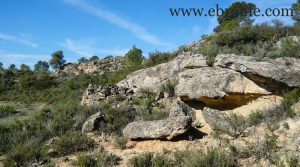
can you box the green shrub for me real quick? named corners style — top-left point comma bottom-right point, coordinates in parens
top-left (3, 138), bottom-right (48, 167)
top-left (75, 153), bottom-right (97, 167)
top-left (114, 137), bottom-right (127, 150)
top-left (198, 42), bottom-right (219, 66)
top-left (213, 113), bottom-right (247, 138)
top-left (99, 103), bottom-right (136, 134)
top-left (161, 80), bottom-right (176, 96)
top-left (54, 131), bottom-right (94, 155)
top-left (135, 98), bottom-right (168, 121)
top-left (173, 148), bottom-right (235, 167)
top-left (282, 88), bottom-right (300, 117)
top-left (240, 133), bottom-right (279, 164)
top-left (75, 149), bottom-right (121, 167)
top-left (247, 110), bottom-right (264, 127)
top-left (128, 152), bottom-right (173, 167)
top-left (95, 150), bottom-right (121, 167)
top-left (152, 153), bottom-right (173, 167)
top-left (0, 105), bottom-right (19, 118)
top-left (278, 37), bottom-right (300, 58)
top-left (146, 51), bottom-right (176, 67)
top-left (128, 153), bottom-right (153, 167)
top-left (287, 154), bottom-right (300, 167)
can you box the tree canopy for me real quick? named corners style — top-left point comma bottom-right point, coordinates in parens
top-left (125, 46), bottom-right (144, 66)
top-left (50, 50), bottom-right (66, 70)
top-left (215, 2), bottom-right (256, 32)
top-left (292, 0), bottom-right (300, 26)
top-left (34, 61), bottom-right (50, 72)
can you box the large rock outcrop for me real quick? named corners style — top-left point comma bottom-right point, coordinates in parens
top-left (117, 53), bottom-right (207, 92)
top-left (123, 116), bottom-right (192, 140)
top-left (58, 56), bottom-right (125, 76)
top-left (82, 54), bottom-right (300, 110)
top-left (175, 67), bottom-right (270, 109)
top-left (215, 54), bottom-right (300, 91)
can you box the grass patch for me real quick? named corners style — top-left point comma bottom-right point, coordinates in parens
top-left (0, 105), bottom-right (19, 118)
top-left (75, 149), bottom-right (121, 167)
top-left (54, 131), bottom-right (94, 156)
top-left (114, 137), bottom-right (128, 150)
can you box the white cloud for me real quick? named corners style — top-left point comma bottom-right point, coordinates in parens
top-left (60, 38), bottom-right (129, 57)
top-left (63, 0), bottom-right (172, 47)
top-left (0, 32), bottom-right (38, 48)
top-left (0, 51), bottom-right (48, 67)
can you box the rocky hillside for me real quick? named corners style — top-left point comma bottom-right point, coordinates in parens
top-left (83, 53), bottom-right (300, 108)
top-left (77, 52), bottom-right (300, 166)
top-left (56, 56), bottom-right (125, 76)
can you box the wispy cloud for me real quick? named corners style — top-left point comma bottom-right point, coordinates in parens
top-left (60, 38), bottom-right (129, 57)
top-left (63, 0), bottom-right (172, 47)
top-left (0, 51), bottom-right (48, 67)
top-left (0, 32), bottom-right (38, 48)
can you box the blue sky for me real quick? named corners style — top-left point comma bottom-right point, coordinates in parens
top-left (0, 0), bottom-right (296, 68)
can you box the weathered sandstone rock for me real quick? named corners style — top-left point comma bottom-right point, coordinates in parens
top-left (81, 84), bottom-right (131, 106)
top-left (176, 67), bottom-right (270, 109)
top-left (215, 54), bottom-right (300, 90)
top-left (82, 112), bottom-right (104, 133)
top-left (291, 101), bottom-right (300, 115)
top-left (123, 116), bottom-right (192, 140)
top-left (169, 100), bottom-right (195, 121)
top-left (117, 53), bottom-right (207, 92)
top-left (58, 56), bottom-right (125, 76)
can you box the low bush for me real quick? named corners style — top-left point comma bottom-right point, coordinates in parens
top-left (128, 152), bottom-right (173, 167)
top-left (114, 137), bottom-right (127, 150)
top-left (161, 80), bottom-right (176, 97)
top-left (135, 98), bottom-right (168, 121)
top-left (287, 154), bottom-right (300, 167)
top-left (54, 131), bottom-right (94, 156)
top-left (0, 105), bottom-right (19, 118)
top-left (3, 138), bottom-right (48, 167)
top-left (146, 51), bottom-right (177, 67)
top-left (239, 133), bottom-right (279, 164)
top-left (247, 110), bottom-right (265, 127)
top-left (198, 42), bottom-right (220, 66)
top-left (98, 103), bottom-right (136, 135)
top-left (282, 88), bottom-right (300, 117)
top-left (128, 148), bottom-right (235, 167)
top-left (76, 153), bottom-right (97, 167)
top-left (75, 149), bottom-right (121, 167)
top-left (212, 113), bottom-right (247, 138)
top-left (173, 148), bottom-right (236, 167)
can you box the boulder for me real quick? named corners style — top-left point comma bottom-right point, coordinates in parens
top-left (169, 100), bottom-right (195, 121)
top-left (215, 54), bottom-right (300, 90)
top-left (202, 107), bottom-right (230, 129)
top-left (82, 112), bottom-right (104, 133)
top-left (176, 67), bottom-right (270, 110)
top-left (123, 116), bottom-right (192, 140)
top-left (117, 53), bottom-right (207, 92)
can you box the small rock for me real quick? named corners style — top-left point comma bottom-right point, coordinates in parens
top-left (82, 112), bottom-right (104, 133)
